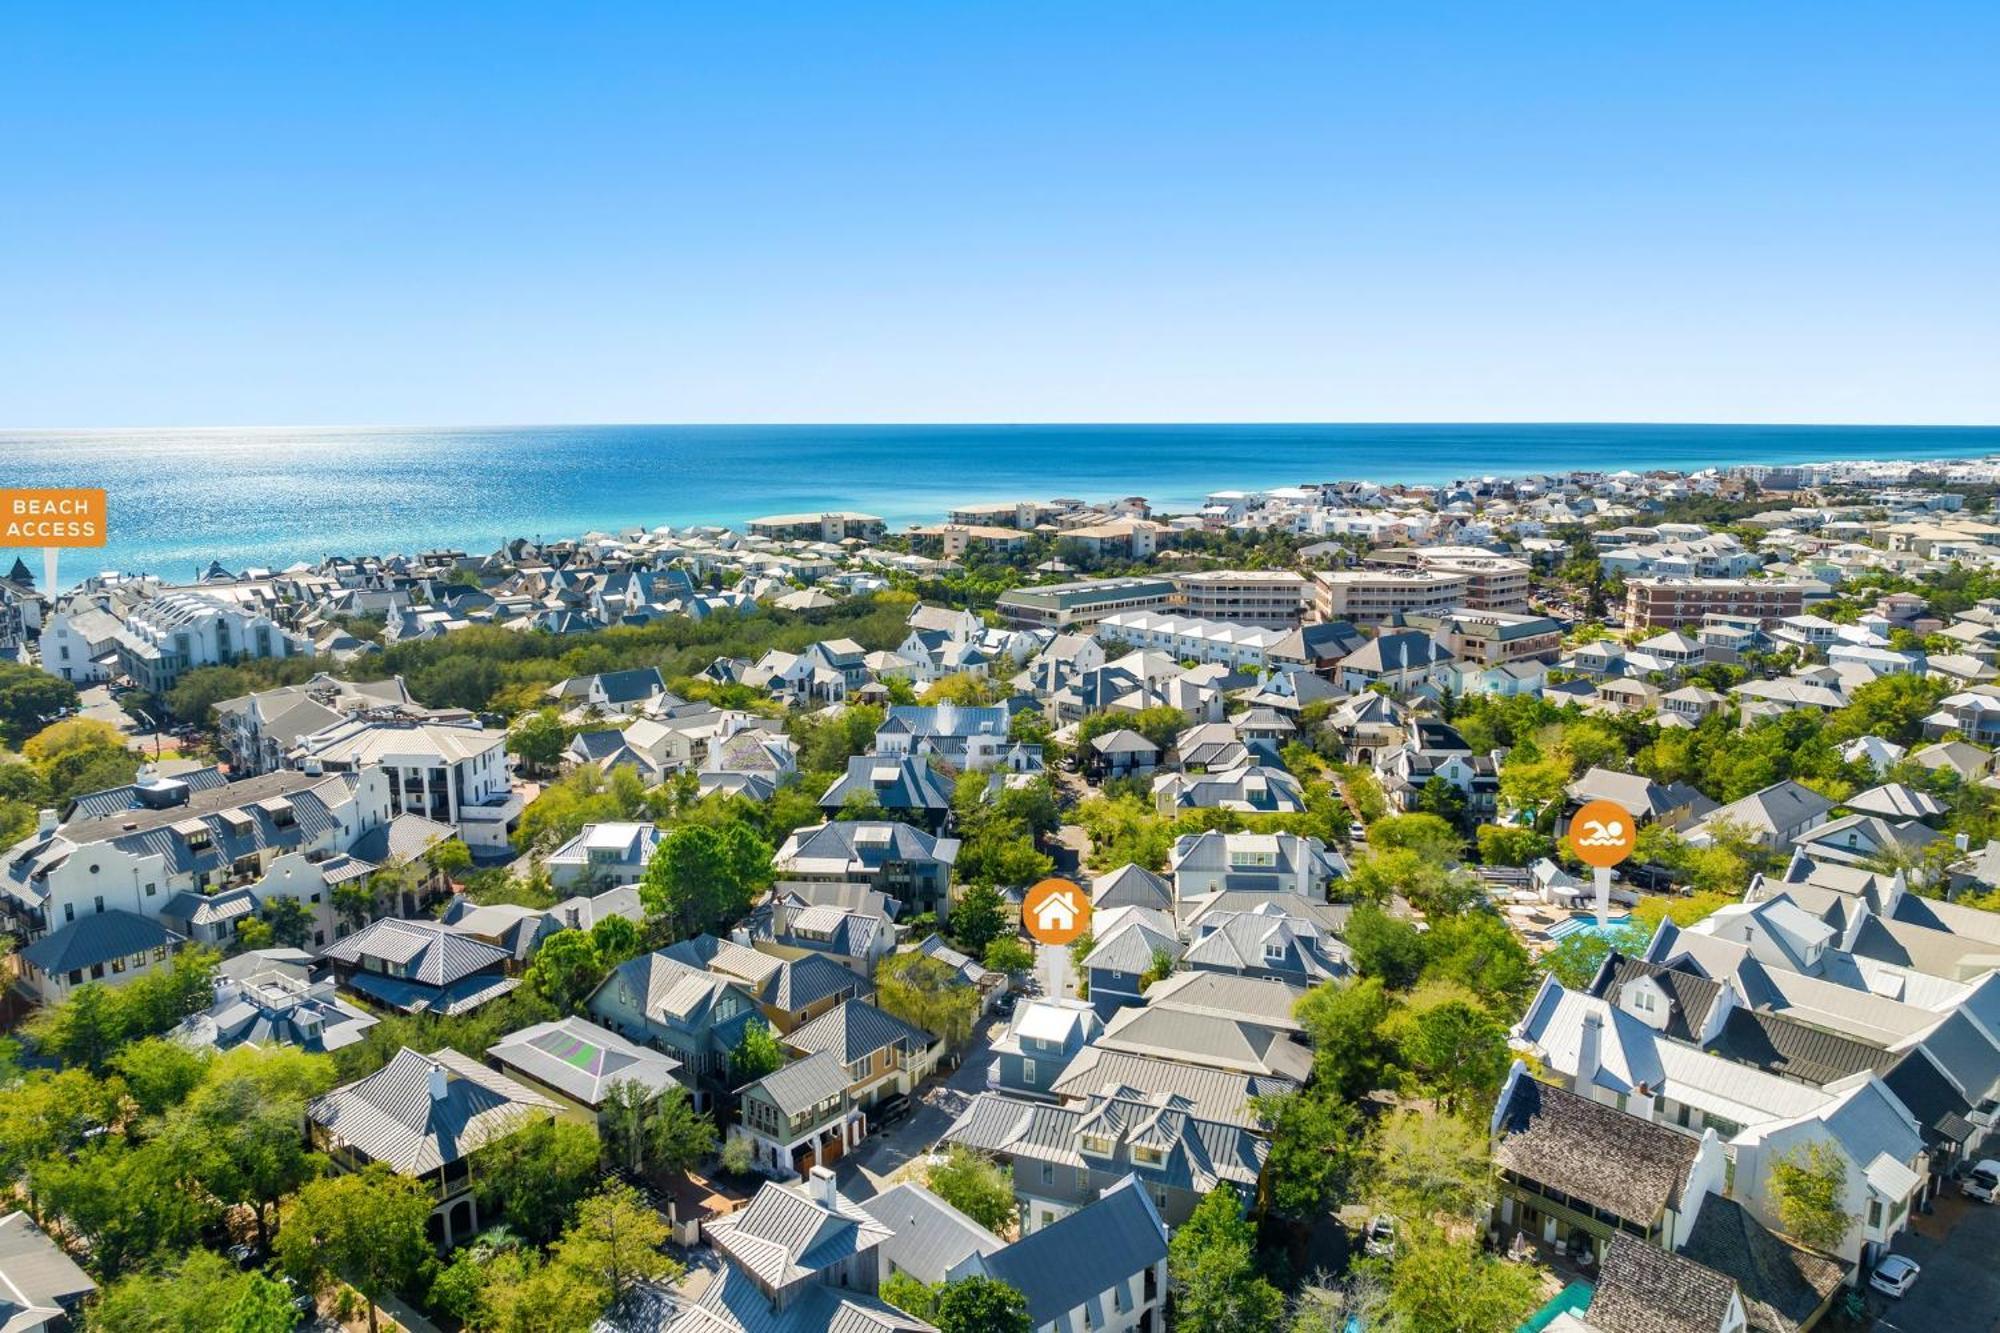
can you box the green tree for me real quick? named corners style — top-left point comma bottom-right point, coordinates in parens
top-left (1343, 905), bottom-right (1427, 989)
top-left (951, 884), bottom-right (1007, 955)
top-left (1767, 1140), bottom-right (1851, 1252)
top-left (1296, 977), bottom-right (1399, 1101)
top-left (589, 913), bottom-right (644, 965)
top-left (925, 1146), bottom-right (1017, 1235)
top-left (730, 1018), bottom-right (785, 1086)
top-left (87, 1249), bottom-right (300, 1333)
top-left (1474, 824), bottom-right (1552, 867)
top-left (1389, 982), bottom-right (1510, 1114)
top-left (1413, 775), bottom-right (1468, 826)
top-left (982, 935), bottom-right (1034, 975)
top-left (1364, 1108), bottom-right (1494, 1220)
top-left (509, 707), bottom-right (572, 773)
top-left (1363, 813), bottom-right (1464, 862)
top-left (524, 928), bottom-right (607, 1013)
top-left (259, 895), bottom-right (316, 949)
top-left (278, 1165), bottom-right (434, 1333)
top-left (551, 1182), bottom-right (681, 1308)
top-left (28, 981), bottom-right (127, 1071)
top-left (931, 1275), bottom-right (1032, 1333)
top-left (164, 1045), bottom-right (338, 1248)
top-left (0, 661), bottom-right (79, 747)
top-left (600, 1080), bottom-right (716, 1176)
top-left (639, 821), bottom-right (773, 940)
top-left (427, 1250), bottom-right (490, 1327)
top-left (1168, 1185), bottom-right (1284, 1333)
top-left (875, 952), bottom-right (980, 1046)
top-left (881, 1271), bottom-right (941, 1321)
top-left (474, 1117), bottom-right (603, 1244)
top-left (109, 1036), bottom-right (210, 1116)
top-left (1370, 1226), bottom-right (1543, 1333)
top-left (34, 1138), bottom-right (209, 1278)
top-left (1250, 1086), bottom-right (1362, 1219)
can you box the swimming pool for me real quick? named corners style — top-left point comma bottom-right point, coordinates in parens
top-left (1544, 914), bottom-right (1633, 943)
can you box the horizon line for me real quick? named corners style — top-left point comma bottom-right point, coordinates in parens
top-left (8, 417), bottom-right (2000, 434)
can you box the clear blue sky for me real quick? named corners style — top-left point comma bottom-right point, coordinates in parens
top-left (4, 2), bottom-right (1996, 427)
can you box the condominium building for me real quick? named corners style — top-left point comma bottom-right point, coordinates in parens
top-left (1415, 552), bottom-right (1532, 613)
top-left (996, 577), bottom-right (1177, 629)
top-left (1415, 609), bottom-right (1564, 666)
top-left (1625, 578), bottom-right (1808, 632)
top-left (111, 590), bottom-right (315, 693)
top-left (1310, 568), bottom-right (1470, 626)
top-left (746, 512), bottom-right (886, 542)
top-left (1092, 610), bottom-right (1290, 670)
top-left (1172, 570), bottom-right (1311, 627)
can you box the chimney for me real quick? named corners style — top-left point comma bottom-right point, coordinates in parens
top-left (807, 1165), bottom-right (837, 1208)
top-left (1577, 1010), bottom-right (1603, 1093)
top-left (429, 1062), bottom-right (450, 1103)
top-left (36, 807), bottom-right (58, 838)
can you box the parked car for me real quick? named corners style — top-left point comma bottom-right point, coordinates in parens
top-left (873, 1094), bottom-right (912, 1128)
top-left (1965, 1159), bottom-right (2000, 1203)
top-left (1869, 1255), bottom-right (1921, 1299)
top-left (1363, 1214), bottom-right (1396, 1259)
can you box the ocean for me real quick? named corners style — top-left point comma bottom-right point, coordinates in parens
top-left (4, 423), bottom-right (1998, 587)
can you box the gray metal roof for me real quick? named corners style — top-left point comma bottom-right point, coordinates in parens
top-left (0, 1211), bottom-right (94, 1327)
top-left (18, 910), bottom-right (183, 974)
top-left (1050, 1045), bottom-right (1285, 1127)
top-left (750, 1050), bottom-right (852, 1116)
top-left (958, 1175), bottom-right (1166, 1330)
top-left (784, 1000), bottom-right (931, 1066)
top-left (306, 1046), bottom-right (556, 1176)
top-left (488, 1016), bottom-right (684, 1108)
top-left (323, 916), bottom-right (509, 987)
top-left (866, 1181), bottom-right (1003, 1285)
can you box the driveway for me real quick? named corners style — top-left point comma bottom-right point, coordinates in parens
top-left (1036, 938), bottom-right (1076, 1001)
top-left (1871, 1193), bottom-right (2000, 1332)
top-left (76, 685), bottom-right (139, 736)
top-left (836, 1012), bottom-right (1005, 1199)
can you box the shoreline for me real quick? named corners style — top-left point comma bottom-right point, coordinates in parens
top-left (9, 426), bottom-right (2000, 591)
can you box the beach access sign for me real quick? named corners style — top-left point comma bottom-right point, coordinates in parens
top-left (3, 488), bottom-right (107, 592)
top-left (2, 488), bottom-right (106, 547)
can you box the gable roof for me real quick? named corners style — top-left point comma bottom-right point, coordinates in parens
top-left (488, 1016), bottom-right (684, 1108)
top-left (784, 1000), bottom-right (931, 1065)
top-left (1491, 1071), bottom-right (1701, 1225)
top-left (865, 1182), bottom-right (1003, 1286)
top-left (1678, 1195), bottom-right (1846, 1333)
top-left (306, 1046), bottom-right (556, 1175)
top-left (953, 1175), bottom-right (1167, 1328)
top-left (1586, 1233), bottom-right (1739, 1333)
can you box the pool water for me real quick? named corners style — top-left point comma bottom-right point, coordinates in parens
top-left (1520, 1281), bottom-right (1594, 1332)
top-left (1544, 914), bottom-right (1633, 943)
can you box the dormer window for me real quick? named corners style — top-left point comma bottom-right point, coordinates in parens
top-left (1264, 942), bottom-right (1286, 964)
top-left (1080, 1133), bottom-right (1113, 1156)
top-left (1131, 1145), bottom-right (1164, 1166)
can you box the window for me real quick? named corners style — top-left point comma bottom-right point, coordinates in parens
top-left (94, 895), bottom-right (105, 914)
top-left (1022, 1058), bottom-right (1037, 1083)
top-left (1081, 1133), bottom-right (1113, 1156)
top-left (1132, 1145), bottom-right (1164, 1166)
top-left (1042, 1161), bottom-right (1054, 1185)
top-left (1868, 1200), bottom-right (1883, 1229)
top-left (63, 903), bottom-right (75, 923)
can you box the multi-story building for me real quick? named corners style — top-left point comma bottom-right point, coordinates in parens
top-left (1625, 578), bottom-right (1808, 632)
top-left (1413, 549), bottom-right (1532, 613)
top-left (996, 577), bottom-right (1177, 630)
top-left (1414, 608), bottom-right (1565, 666)
top-left (0, 766), bottom-right (394, 954)
top-left (1091, 611), bottom-right (1289, 670)
top-left (1310, 568), bottom-right (1470, 626)
top-left (111, 590), bottom-right (314, 693)
top-left (287, 716), bottom-right (520, 851)
top-left (1172, 570), bottom-right (1311, 627)
top-left (746, 512), bottom-right (886, 542)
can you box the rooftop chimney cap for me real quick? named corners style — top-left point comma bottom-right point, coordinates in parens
top-left (807, 1164), bottom-right (837, 1207)
top-left (428, 1061), bottom-right (449, 1102)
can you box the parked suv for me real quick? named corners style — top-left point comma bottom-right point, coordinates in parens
top-left (1966, 1159), bottom-right (2000, 1203)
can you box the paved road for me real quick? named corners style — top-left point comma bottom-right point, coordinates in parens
top-left (1872, 1192), bottom-right (2000, 1332)
top-left (1036, 938), bottom-right (1076, 1001)
top-left (836, 1012), bottom-right (1005, 1199)
top-left (76, 685), bottom-right (139, 736)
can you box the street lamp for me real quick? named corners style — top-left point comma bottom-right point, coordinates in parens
top-left (132, 709), bottom-right (163, 760)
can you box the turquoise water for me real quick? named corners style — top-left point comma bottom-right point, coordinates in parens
top-left (3, 423), bottom-right (1998, 587)
top-left (1545, 914), bottom-right (1634, 943)
top-left (1519, 1281), bottom-right (1594, 1333)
